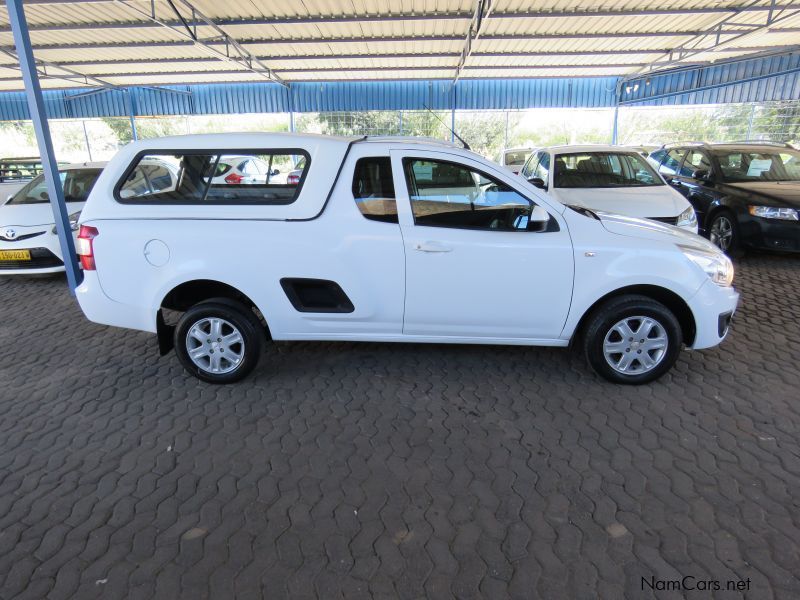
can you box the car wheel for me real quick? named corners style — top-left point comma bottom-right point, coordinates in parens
top-left (174, 298), bottom-right (264, 383)
top-left (707, 210), bottom-right (739, 255)
top-left (583, 295), bottom-right (682, 385)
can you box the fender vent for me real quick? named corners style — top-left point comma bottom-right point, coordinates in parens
top-left (280, 278), bottom-right (354, 313)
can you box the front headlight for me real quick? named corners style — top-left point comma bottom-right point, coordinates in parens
top-left (51, 211), bottom-right (81, 234)
top-left (679, 245), bottom-right (734, 287)
top-left (676, 206), bottom-right (698, 229)
top-left (748, 205), bottom-right (798, 220)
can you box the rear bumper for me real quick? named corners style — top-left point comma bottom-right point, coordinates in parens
top-left (738, 214), bottom-right (800, 252)
top-left (688, 280), bottom-right (740, 349)
top-left (76, 270), bottom-right (157, 333)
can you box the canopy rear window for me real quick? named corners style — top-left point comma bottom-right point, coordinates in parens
top-left (115, 150), bottom-right (310, 205)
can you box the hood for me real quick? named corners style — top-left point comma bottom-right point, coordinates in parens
top-left (721, 181), bottom-right (800, 206)
top-left (0, 201), bottom-right (84, 227)
top-left (552, 185), bottom-right (686, 218)
top-left (595, 210), bottom-right (718, 252)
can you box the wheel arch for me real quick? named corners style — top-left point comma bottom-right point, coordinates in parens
top-left (573, 284), bottom-right (696, 347)
top-left (157, 279), bottom-right (270, 355)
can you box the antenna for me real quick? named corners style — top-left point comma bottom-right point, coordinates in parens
top-left (423, 105), bottom-right (470, 150)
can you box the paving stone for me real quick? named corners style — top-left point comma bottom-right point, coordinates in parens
top-left (0, 254), bottom-right (799, 597)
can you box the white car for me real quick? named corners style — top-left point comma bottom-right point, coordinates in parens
top-left (0, 162), bottom-right (105, 275)
top-left (496, 147), bottom-right (533, 175)
top-left (74, 133), bottom-right (738, 385)
top-left (520, 145), bottom-right (698, 233)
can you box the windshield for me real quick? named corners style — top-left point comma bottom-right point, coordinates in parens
top-left (7, 169), bottom-right (102, 205)
top-left (504, 151), bottom-right (530, 167)
top-left (713, 148), bottom-right (800, 183)
top-left (554, 152), bottom-right (663, 188)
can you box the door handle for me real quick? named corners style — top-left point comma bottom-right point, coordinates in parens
top-left (414, 241), bottom-right (453, 253)
top-left (669, 179), bottom-right (682, 187)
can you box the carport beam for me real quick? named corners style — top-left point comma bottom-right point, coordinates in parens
top-left (6, 0), bottom-right (82, 292)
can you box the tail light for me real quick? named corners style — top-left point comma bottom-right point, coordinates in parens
top-left (287, 174), bottom-right (300, 185)
top-left (76, 225), bottom-right (98, 270)
top-left (225, 172), bottom-right (243, 184)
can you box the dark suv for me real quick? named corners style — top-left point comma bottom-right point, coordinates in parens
top-left (648, 142), bottom-right (800, 254)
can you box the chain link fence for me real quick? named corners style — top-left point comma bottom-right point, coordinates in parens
top-left (1, 101), bottom-right (797, 164)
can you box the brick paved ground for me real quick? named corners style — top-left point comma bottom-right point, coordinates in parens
top-left (0, 254), bottom-right (799, 600)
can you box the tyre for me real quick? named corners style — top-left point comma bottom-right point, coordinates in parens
top-left (174, 298), bottom-right (264, 383)
top-left (707, 210), bottom-right (739, 255)
top-left (583, 295), bottom-right (683, 385)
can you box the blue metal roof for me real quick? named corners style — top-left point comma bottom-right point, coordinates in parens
top-left (0, 52), bottom-right (797, 121)
top-left (620, 51), bottom-right (800, 106)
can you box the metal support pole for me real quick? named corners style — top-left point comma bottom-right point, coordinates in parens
top-left (746, 103), bottom-right (756, 140)
top-left (611, 105), bottom-right (620, 144)
top-left (504, 111), bottom-right (509, 149)
top-left (289, 110), bottom-right (294, 132)
top-left (398, 111), bottom-right (403, 135)
top-left (7, 0), bottom-right (82, 291)
top-left (126, 91), bottom-right (138, 140)
top-left (82, 120), bottom-right (93, 161)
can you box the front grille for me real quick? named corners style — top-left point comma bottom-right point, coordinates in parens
top-left (0, 247), bottom-right (63, 270)
top-left (649, 216), bottom-right (679, 226)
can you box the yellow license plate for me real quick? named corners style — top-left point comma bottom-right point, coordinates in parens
top-left (0, 249), bottom-right (31, 261)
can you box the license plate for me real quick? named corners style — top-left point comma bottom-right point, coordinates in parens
top-left (0, 249), bottom-right (31, 260)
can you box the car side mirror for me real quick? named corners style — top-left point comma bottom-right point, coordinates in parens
top-left (271, 169), bottom-right (280, 176)
top-left (692, 169), bottom-right (710, 181)
top-left (528, 205), bottom-right (550, 232)
top-left (528, 177), bottom-right (546, 189)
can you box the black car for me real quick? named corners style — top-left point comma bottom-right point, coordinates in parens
top-left (648, 142), bottom-right (800, 254)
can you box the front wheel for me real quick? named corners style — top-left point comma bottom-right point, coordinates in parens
top-left (707, 211), bottom-right (739, 255)
top-left (174, 299), bottom-right (264, 383)
top-left (583, 295), bottom-right (683, 385)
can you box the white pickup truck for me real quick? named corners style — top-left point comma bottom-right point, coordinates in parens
top-left (75, 133), bottom-right (739, 384)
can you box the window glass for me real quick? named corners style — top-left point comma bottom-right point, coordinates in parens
top-left (659, 148), bottom-right (687, 176)
top-left (116, 151), bottom-right (309, 204)
top-left (504, 150), bottom-right (531, 167)
top-left (520, 152), bottom-right (540, 179)
top-left (8, 168), bottom-right (102, 205)
top-left (533, 153), bottom-right (550, 186)
top-left (352, 157), bottom-right (397, 223)
top-left (713, 148), bottom-right (800, 182)
top-left (681, 150), bottom-right (712, 177)
top-left (648, 149), bottom-right (666, 167)
top-left (403, 158), bottom-right (537, 231)
top-left (553, 152), bottom-right (662, 188)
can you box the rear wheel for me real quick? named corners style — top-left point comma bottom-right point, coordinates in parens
top-left (583, 295), bottom-right (682, 385)
top-left (174, 299), bottom-right (264, 383)
top-left (707, 210), bottom-right (739, 255)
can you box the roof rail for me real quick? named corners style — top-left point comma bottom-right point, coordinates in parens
top-left (663, 141), bottom-right (707, 148)
top-left (362, 136), bottom-right (462, 148)
top-left (715, 140), bottom-right (792, 148)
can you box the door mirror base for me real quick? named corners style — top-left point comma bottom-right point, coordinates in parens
top-left (527, 177), bottom-right (546, 189)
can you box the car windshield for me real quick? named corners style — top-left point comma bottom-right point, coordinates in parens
top-left (7, 168), bottom-right (102, 205)
top-left (504, 151), bottom-right (530, 166)
top-left (553, 152), bottom-right (663, 188)
top-left (713, 148), bottom-right (800, 183)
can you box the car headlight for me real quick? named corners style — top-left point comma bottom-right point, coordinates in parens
top-left (748, 205), bottom-right (798, 220)
top-left (51, 211), bottom-right (81, 234)
top-left (676, 206), bottom-right (697, 229)
top-left (679, 245), bottom-right (734, 287)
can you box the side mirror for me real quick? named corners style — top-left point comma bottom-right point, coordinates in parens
top-left (271, 169), bottom-right (280, 176)
top-left (528, 177), bottom-right (546, 189)
top-left (528, 205), bottom-right (550, 232)
top-left (692, 169), bottom-right (710, 181)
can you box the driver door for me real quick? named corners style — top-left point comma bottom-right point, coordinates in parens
top-left (390, 149), bottom-right (574, 340)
